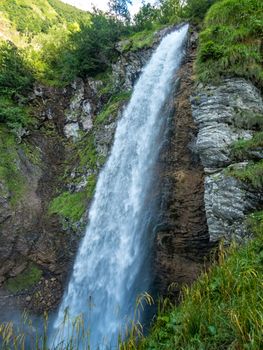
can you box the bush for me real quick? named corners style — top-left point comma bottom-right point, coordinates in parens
top-left (0, 42), bottom-right (34, 96)
top-left (0, 42), bottom-right (34, 129)
top-left (183, 0), bottom-right (219, 22)
top-left (70, 12), bottom-right (130, 77)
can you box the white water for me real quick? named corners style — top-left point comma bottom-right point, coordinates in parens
top-left (52, 24), bottom-right (188, 349)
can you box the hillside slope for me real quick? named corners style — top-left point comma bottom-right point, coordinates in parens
top-left (0, 0), bottom-right (90, 39)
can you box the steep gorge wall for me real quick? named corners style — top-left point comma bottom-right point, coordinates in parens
top-left (154, 29), bottom-right (263, 298)
top-left (1, 24), bottom-right (261, 319)
top-left (154, 31), bottom-right (212, 297)
top-left (0, 25), bottom-right (176, 315)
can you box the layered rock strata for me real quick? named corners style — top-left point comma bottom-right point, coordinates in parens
top-left (192, 79), bottom-right (263, 243)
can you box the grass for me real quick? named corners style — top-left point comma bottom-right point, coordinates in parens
top-left (49, 174), bottom-right (96, 223)
top-left (231, 132), bottom-right (263, 160)
top-left (134, 211), bottom-right (263, 350)
top-left (1, 225), bottom-right (263, 348)
top-left (95, 91), bottom-right (131, 125)
top-left (120, 24), bottom-right (166, 52)
top-left (5, 263), bottom-right (42, 293)
top-left (0, 0), bottom-right (90, 36)
top-left (0, 293), bottom-right (154, 349)
top-left (227, 160), bottom-right (263, 189)
top-left (77, 134), bottom-right (104, 170)
top-left (196, 0), bottom-right (263, 90)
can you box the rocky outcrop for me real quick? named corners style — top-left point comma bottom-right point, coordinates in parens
top-left (192, 79), bottom-right (263, 243)
top-left (113, 25), bottom-right (184, 91)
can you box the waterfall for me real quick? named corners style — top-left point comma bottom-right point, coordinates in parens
top-left (52, 24), bottom-right (189, 349)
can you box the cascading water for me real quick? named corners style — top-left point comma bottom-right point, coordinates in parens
top-left (52, 24), bottom-right (189, 349)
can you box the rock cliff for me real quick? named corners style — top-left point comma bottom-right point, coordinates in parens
top-left (192, 79), bottom-right (263, 243)
top-left (0, 26), bottom-right (175, 315)
top-left (1, 23), bottom-right (261, 318)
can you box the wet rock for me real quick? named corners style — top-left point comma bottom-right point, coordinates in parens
top-left (94, 121), bottom-right (118, 157)
top-left (112, 25), bottom-right (178, 91)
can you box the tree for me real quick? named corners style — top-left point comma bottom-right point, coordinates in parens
top-left (134, 2), bottom-right (158, 30)
top-left (108, 0), bottom-right (132, 22)
top-left (70, 12), bottom-right (128, 76)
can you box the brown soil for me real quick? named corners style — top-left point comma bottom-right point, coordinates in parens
top-left (154, 33), bottom-right (213, 298)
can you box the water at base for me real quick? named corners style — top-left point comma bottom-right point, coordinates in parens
top-left (52, 24), bottom-right (189, 349)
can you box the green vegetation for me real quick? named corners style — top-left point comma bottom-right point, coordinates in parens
top-left (49, 131), bottom-right (105, 224)
top-left (5, 263), bottom-right (42, 293)
top-left (95, 91), bottom-right (131, 125)
top-left (49, 174), bottom-right (96, 222)
top-left (134, 212), bottom-right (263, 350)
top-left (77, 135), bottom-right (103, 170)
top-left (234, 112), bottom-right (263, 131)
top-left (231, 132), bottom-right (263, 160)
top-left (0, 126), bottom-right (26, 204)
top-left (196, 0), bottom-right (263, 89)
top-left (120, 24), bottom-right (166, 52)
top-left (0, 1), bottom-right (262, 349)
top-left (228, 160), bottom-right (263, 189)
top-left (0, 0), bottom-right (90, 35)
top-left (0, 41), bottom-right (34, 130)
top-left (183, 0), bottom-right (219, 23)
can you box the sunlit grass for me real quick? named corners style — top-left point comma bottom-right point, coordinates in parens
top-left (196, 0), bottom-right (263, 90)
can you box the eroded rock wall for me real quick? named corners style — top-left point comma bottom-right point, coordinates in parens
top-left (154, 31), bottom-right (212, 297)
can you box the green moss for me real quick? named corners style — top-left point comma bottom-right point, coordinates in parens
top-left (95, 91), bottom-right (131, 125)
top-left (231, 132), bottom-right (263, 159)
top-left (136, 212), bottom-right (263, 350)
top-left (196, 0), bottom-right (263, 89)
top-left (5, 263), bottom-right (42, 293)
top-left (49, 175), bottom-right (96, 222)
top-left (227, 160), bottom-right (263, 188)
top-left (77, 135), bottom-right (101, 170)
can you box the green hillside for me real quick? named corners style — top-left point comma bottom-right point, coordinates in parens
top-left (0, 0), bottom-right (90, 36)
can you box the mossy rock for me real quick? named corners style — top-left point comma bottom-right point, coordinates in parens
top-left (5, 263), bottom-right (43, 293)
